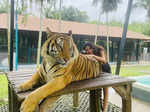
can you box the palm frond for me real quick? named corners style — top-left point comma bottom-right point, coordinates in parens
top-left (92, 0), bottom-right (101, 6)
top-left (102, 0), bottom-right (121, 13)
top-left (133, 0), bottom-right (150, 9)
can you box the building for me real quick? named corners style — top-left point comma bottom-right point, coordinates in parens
top-left (0, 13), bottom-right (150, 64)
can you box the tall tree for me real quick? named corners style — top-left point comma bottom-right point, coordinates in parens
top-left (44, 6), bottom-right (89, 23)
top-left (43, 0), bottom-right (58, 18)
top-left (115, 0), bottom-right (133, 75)
top-left (92, 0), bottom-right (121, 61)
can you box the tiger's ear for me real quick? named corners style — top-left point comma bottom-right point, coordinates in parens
top-left (46, 27), bottom-right (53, 38)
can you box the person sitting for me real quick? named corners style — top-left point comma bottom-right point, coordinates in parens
top-left (83, 42), bottom-right (111, 112)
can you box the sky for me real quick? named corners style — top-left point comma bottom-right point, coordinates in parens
top-left (62, 0), bottom-right (148, 23)
top-left (16, 0), bottom-right (148, 23)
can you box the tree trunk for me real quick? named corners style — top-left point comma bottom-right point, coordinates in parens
top-left (106, 13), bottom-right (109, 62)
top-left (36, 1), bottom-right (43, 69)
top-left (94, 4), bottom-right (101, 45)
top-left (58, 0), bottom-right (62, 33)
top-left (115, 0), bottom-right (133, 75)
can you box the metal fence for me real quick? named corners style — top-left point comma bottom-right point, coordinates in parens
top-left (139, 53), bottom-right (150, 64)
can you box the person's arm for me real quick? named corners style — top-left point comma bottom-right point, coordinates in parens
top-left (93, 50), bottom-right (106, 64)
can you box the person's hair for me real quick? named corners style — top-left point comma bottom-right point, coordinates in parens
top-left (94, 45), bottom-right (104, 56)
top-left (83, 43), bottom-right (107, 60)
top-left (83, 42), bottom-right (94, 50)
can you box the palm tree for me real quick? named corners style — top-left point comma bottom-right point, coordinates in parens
top-left (115, 0), bottom-right (133, 75)
top-left (92, 0), bottom-right (121, 62)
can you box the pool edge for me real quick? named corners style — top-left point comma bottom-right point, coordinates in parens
top-left (130, 76), bottom-right (150, 102)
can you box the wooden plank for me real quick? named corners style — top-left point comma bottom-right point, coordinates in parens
top-left (8, 73), bottom-right (33, 77)
top-left (8, 74), bottom-right (33, 78)
top-left (9, 73), bottom-right (135, 100)
top-left (7, 71), bottom-right (135, 98)
top-left (8, 70), bottom-right (35, 74)
top-left (8, 76), bottom-right (31, 82)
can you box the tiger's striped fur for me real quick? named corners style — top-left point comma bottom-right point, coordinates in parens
top-left (18, 28), bottom-right (102, 112)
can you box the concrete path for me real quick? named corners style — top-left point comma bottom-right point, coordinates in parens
top-left (108, 88), bottom-right (150, 112)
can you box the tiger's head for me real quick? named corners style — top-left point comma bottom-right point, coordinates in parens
top-left (41, 27), bottom-right (79, 66)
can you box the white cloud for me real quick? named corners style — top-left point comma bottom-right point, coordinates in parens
top-left (63, 0), bottom-right (147, 23)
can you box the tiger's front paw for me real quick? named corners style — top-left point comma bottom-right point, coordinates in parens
top-left (17, 83), bottom-right (32, 93)
top-left (16, 85), bottom-right (26, 93)
top-left (20, 94), bottom-right (38, 112)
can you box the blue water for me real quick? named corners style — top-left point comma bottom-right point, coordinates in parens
top-left (136, 77), bottom-right (150, 86)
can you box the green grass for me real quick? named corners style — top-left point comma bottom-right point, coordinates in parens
top-left (111, 65), bottom-right (150, 77)
top-left (0, 74), bottom-right (8, 102)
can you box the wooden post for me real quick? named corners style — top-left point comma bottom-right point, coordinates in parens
top-left (90, 90), bottom-right (101, 112)
top-left (8, 82), bottom-right (13, 112)
top-left (111, 40), bottom-right (114, 62)
top-left (8, 82), bottom-right (21, 112)
top-left (27, 37), bottom-right (31, 64)
top-left (9, 0), bottom-right (15, 111)
top-left (113, 84), bottom-right (132, 112)
top-left (136, 40), bottom-right (139, 61)
top-left (73, 92), bottom-right (78, 107)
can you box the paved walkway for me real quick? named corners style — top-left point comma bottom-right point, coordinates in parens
top-left (1, 89), bottom-right (150, 112)
top-left (108, 88), bottom-right (150, 112)
top-left (0, 92), bottom-right (120, 112)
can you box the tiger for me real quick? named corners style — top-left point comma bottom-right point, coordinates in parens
top-left (18, 27), bottom-right (104, 112)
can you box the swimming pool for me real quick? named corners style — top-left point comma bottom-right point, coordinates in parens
top-left (136, 77), bottom-right (150, 86)
top-left (131, 75), bottom-right (150, 102)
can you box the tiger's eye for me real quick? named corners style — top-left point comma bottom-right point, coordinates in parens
top-left (57, 38), bottom-right (63, 47)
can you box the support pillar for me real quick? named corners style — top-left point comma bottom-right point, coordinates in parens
top-left (136, 40), bottom-right (140, 61)
top-left (9, 0), bottom-right (15, 71)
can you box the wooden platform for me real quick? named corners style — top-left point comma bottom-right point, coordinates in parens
top-left (7, 70), bottom-right (135, 112)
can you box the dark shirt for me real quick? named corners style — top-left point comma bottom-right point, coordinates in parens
top-left (93, 46), bottom-right (111, 73)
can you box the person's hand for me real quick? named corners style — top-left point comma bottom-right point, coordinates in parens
top-left (86, 55), bottom-right (96, 60)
